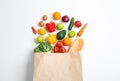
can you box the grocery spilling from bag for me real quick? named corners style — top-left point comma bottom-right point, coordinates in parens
top-left (31, 11), bottom-right (88, 53)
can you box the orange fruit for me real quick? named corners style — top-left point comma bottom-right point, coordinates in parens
top-left (53, 11), bottom-right (61, 20)
top-left (63, 37), bottom-right (72, 46)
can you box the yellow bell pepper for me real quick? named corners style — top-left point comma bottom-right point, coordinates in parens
top-left (46, 34), bottom-right (57, 44)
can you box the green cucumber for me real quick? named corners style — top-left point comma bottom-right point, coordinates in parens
top-left (68, 17), bottom-right (74, 31)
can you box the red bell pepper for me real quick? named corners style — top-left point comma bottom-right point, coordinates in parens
top-left (46, 22), bottom-right (56, 32)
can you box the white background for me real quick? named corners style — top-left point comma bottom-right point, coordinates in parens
top-left (0, 0), bottom-right (120, 81)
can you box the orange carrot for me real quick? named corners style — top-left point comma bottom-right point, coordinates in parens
top-left (77, 23), bottom-right (88, 36)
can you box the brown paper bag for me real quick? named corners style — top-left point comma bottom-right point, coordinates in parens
top-left (33, 52), bottom-right (83, 81)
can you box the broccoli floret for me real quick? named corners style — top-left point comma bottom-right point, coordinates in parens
top-left (34, 42), bottom-right (52, 53)
top-left (34, 47), bottom-right (41, 52)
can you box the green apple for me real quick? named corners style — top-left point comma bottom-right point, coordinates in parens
top-left (56, 23), bottom-right (64, 30)
top-left (68, 31), bottom-right (75, 38)
top-left (36, 36), bottom-right (44, 43)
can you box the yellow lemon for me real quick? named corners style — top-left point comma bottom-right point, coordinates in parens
top-left (38, 28), bottom-right (46, 35)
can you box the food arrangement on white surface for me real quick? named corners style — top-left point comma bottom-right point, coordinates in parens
top-left (31, 11), bottom-right (88, 53)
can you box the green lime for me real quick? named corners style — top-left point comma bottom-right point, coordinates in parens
top-left (68, 31), bottom-right (75, 38)
top-left (36, 36), bottom-right (44, 43)
top-left (56, 23), bottom-right (64, 30)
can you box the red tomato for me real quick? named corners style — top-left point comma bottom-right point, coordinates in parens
top-left (59, 47), bottom-right (66, 53)
top-left (56, 41), bottom-right (63, 47)
top-left (53, 41), bottom-right (66, 53)
top-left (74, 20), bottom-right (82, 28)
top-left (53, 46), bottom-right (59, 53)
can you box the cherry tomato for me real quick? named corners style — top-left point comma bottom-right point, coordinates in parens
top-left (59, 47), bottom-right (66, 53)
top-left (56, 41), bottom-right (63, 47)
top-left (74, 20), bottom-right (82, 28)
top-left (53, 46), bottom-right (59, 53)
